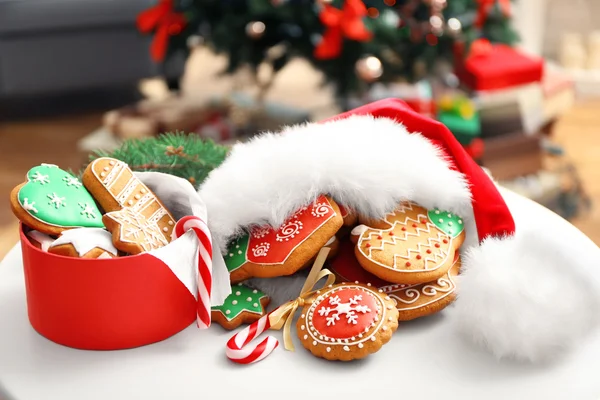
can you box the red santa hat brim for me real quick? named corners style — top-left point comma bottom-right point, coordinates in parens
top-left (199, 99), bottom-right (600, 362)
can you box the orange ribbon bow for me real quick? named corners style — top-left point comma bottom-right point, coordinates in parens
top-left (137, 0), bottom-right (186, 62)
top-left (314, 0), bottom-right (372, 60)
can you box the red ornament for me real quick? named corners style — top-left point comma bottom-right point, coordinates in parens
top-left (137, 0), bottom-right (187, 62)
top-left (474, 0), bottom-right (511, 28)
top-left (314, 0), bottom-right (372, 60)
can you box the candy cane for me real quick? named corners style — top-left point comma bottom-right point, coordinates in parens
top-left (174, 215), bottom-right (213, 329)
top-left (226, 314), bottom-right (279, 364)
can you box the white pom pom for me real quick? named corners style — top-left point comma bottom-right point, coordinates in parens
top-left (452, 233), bottom-right (600, 362)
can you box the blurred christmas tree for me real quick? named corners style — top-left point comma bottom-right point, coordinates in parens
top-left (137, 0), bottom-right (518, 106)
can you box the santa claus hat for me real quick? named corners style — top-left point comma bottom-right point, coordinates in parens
top-left (199, 98), bottom-right (600, 363)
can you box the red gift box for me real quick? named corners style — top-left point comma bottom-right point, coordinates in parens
top-left (455, 40), bottom-right (544, 91)
top-left (20, 225), bottom-right (197, 350)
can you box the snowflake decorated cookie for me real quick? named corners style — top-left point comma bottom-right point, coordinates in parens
top-left (297, 282), bottom-right (398, 361)
top-left (331, 239), bottom-right (462, 321)
top-left (353, 202), bottom-right (465, 285)
top-left (82, 157), bottom-right (176, 246)
top-left (48, 227), bottom-right (118, 259)
top-left (103, 207), bottom-right (169, 254)
top-left (223, 195), bottom-right (343, 283)
top-left (211, 283), bottom-right (270, 330)
top-left (10, 164), bottom-right (105, 235)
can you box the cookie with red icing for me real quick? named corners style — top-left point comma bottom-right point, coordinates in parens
top-left (223, 195), bottom-right (343, 283)
top-left (330, 239), bottom-right (462, 321)
top-left (353, 202), bottom-right (465, 285)
top-left (297, 282), bottom-right (398, 361)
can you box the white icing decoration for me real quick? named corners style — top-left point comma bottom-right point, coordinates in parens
top-left (246, 297), bottom-right (252, 301)
top-left (47, 193), bottom-right (66, 209)
top-left (343, 346), bottom-right (350, 351)
top-left (22, 198), bottom-right (38, 214)
top-left (41, 163), bottom-right (58, 168)
top-left (356, 203), bottom-right (451, 273)
top-left (252, 226), bottom-right (270, 239)
top-left (78, 203), bottom-right (97, 219)
top-left (31, 172), bottom-right (50, 185)
top-left (232, 300), bottom-right (238, 305)
top-left (62, 176), bottom-right (82, 188)
top-left (27, 230), bottom-right (54, 252)
top-left (311, 201), bottom-right (333, 218)
top-left (105, 208), bottom-right (168, 252)
top-left (275, 219), bottom-right (303, 242)
top-left (50, 228), bottom-right (117, 257)
top-left (253, 303), bottom-right (258, 307)
top-left (351, 225), bottom-right (369, 237)
top-left (251, 242), bottom-right (270, 257)
top-left (236, 291), bottom-right (241, 296)
top-left (225, 310), bottom-right (231, 315)
top-left (97, 251), bottom-right (113, 259)
top-left (358, 343), bottom-right (364, 348)
top-left (317, 294), bottom-right (372, 326)
top-left (116, 177), bottom-right (138, 203)
top-left (326, 347), bottom-right (331, 352)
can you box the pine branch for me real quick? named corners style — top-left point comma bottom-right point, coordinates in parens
top-left (88, 132), bottom-right (228, 189)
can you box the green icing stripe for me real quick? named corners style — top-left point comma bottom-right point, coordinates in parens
top-left (212, 283), bottom-right (268, 321)
top-left (224, 234), bottom-right (249, 273)
top-left (427, 209), bottom-right (464, 238)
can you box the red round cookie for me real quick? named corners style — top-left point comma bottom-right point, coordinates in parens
top-left (297, 283), bottom-right (398, 361)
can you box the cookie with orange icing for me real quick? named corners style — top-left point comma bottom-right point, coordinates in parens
top-left (353, 202), bottom-right (465, 285)
top-left (224, 195), bottom-right (343, 283)
top-left (330, 239), bottom-right (462, 321)
top-left (297, 282), bottom-right (398, 361)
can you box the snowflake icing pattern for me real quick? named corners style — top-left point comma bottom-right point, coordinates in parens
top-left (317, 294), bottom-right (372, 326)
top-left (31, 172), bottom-right (50, 185)
top-left (78, 203), bottom-right (97, 219)
top-left (47, 193), bottom-right (66, 209)
top-left (63, 176), bottom-right (82, 188)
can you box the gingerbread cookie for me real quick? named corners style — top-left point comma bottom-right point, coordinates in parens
top-left (297, 282), bottom-right (398, 361)
top-left (330, 240), bottom-right (462, 321)
top-left (82, 157), bottom-right (175, 245)
top-left (354, 202), bottom-right (465, 285)
top-left (211, 283), bottom-right (270, 330)
top-left (48, 228), bottom-right (118, 259)
top-left (223, 195), bottom-right (343, 283)
top-left (26, 230), bottom-right (56, 251)
top-left (10, 164), bottom-right (104, 235)
top-left (103, 207), bottom-right (169, 254)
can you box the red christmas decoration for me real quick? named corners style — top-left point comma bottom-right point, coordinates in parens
top-left (314, 0), bottom-right (372, 60)
top-left (137, 0), bottom-right (187, 62)
top-left (474, 0), bottom-right (511, 28)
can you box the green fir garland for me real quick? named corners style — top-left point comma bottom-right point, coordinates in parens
top-left (88, 132), bottom-right (228, 189)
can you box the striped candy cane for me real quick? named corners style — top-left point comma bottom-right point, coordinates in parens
top-left (173, 215), bottom-right (213, 329)
top-left (226, 314), bottom-right (279, 364)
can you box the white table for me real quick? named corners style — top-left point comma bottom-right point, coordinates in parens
top-left (1, 189), bottom-right (600, 400)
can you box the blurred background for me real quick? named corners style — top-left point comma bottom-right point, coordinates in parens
top-left (1, 0), bottom-right (599, 258)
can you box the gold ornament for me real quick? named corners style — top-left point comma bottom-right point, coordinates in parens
top-left (246, 21), bottom-right (266, 39)
top-left (355, 56), bottom-right (383, 82)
